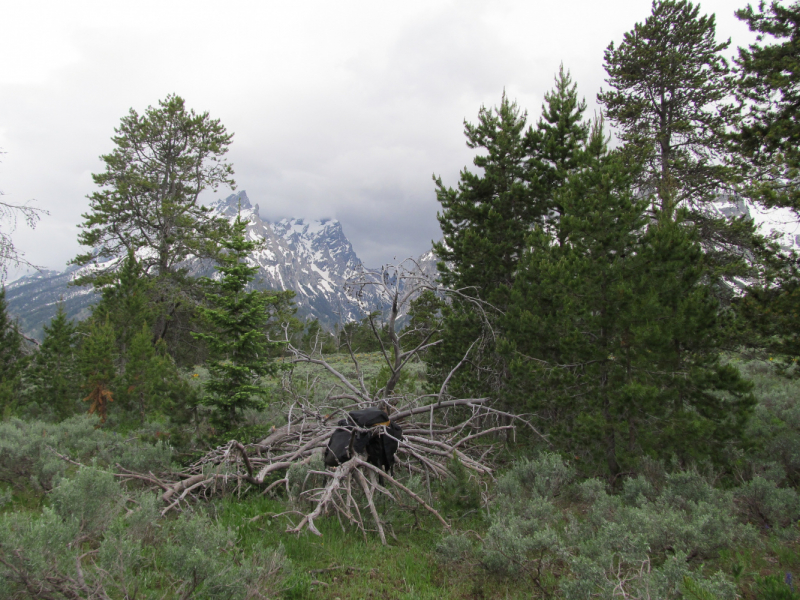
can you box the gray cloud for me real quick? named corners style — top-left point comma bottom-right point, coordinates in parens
top-left (1, 0), bottom-right (757, 274)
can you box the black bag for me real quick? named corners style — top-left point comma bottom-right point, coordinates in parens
top-left (323, 408), bottom-right (403, 472)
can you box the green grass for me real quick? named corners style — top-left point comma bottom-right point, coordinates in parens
top-left (274, 352), bottom-right (428, 402)
top-left (7, 356), bottom-right (800, 599)
top-left (214, 493), bottom-right (529, 599)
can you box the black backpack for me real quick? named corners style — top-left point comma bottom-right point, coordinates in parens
top-left (323, 408), bottom-right (403, 473)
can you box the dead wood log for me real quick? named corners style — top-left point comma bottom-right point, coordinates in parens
top-left (286, 459), bottom-right (360, 536)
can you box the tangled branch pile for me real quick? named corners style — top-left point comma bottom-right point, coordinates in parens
top-left (118, 262), bottom-right (544, 543)
top-left (152, 394), bottom-right (529, 543)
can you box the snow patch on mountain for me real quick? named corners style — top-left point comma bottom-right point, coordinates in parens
top-left (203, 191), bottom-right (382, 324)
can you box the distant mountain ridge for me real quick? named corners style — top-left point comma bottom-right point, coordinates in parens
top-left (6, 191), bottom-right (433, 340)
top-left (8, 192), bottom-right (780, 342)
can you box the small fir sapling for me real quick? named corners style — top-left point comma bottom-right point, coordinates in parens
top-left (192, 213), bottom-right (284, 428)
top-left (26, 303), bottom-right (80, 420)
top-left (116, 323), bottom-right (177, 423)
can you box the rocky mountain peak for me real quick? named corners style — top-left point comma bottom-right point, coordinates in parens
top-left (201, 192), bottom-right (376, 323)
top-left (210, 190), bottom-right (259, 219)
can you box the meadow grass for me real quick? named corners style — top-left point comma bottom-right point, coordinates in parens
top-left (6, 356), bottom-right (800, 598)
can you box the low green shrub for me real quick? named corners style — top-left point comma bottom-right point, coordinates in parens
top-left (0, 466), bottom-right (290, 599)
top-left (51, 466), bottom-right (125, 535)
top-left (0, 415), bottom-right (175, 493)
top-left (733, 476), bottom-right (800, 529)
top-left (739, 360), bottom-right (800, 486)
top-left (439, 453), bottom-right (746, 599)
top-left (435, 532), bottom-right (474, 563)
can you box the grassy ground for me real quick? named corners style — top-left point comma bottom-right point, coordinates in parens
top-left (193, 352), bottom-right (523, 598)
top-left (5, 354), bottom-right (800, 598)
top-left (274, 351), bottom-right (428, 401)
top-left (215, 490), bottom-right (530, 599)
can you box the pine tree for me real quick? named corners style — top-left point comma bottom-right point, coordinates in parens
top-left (0, 287), bottom-right (26, 415)
top-left (434, 93), bottom-right (536, 299)
top-left (72, 95), bottom-right (235, 343)
top-left (502, 132), bottom-right (754, 477)
top-left (734, 1), bottom-right (800, 211)
top-left (116, 324), bottom-right (178, 423)
top-left (429, 76), bottom-right (592, 401)
top-left (92, 251), bottom-right (152, 357)
top-left (598, 0), bottom-right (736, 217)
top-left (731, 3), bottom-right (800, 364)
top-left (527, 64), bottom-right (590, 241)
top-left (429, 94), bottom-right (534, 400)
top-left (27, 304), bottom-right (80, 420)
top-left (192, 214), bottom-right (283, 428)
top-left (78, 318), bottom-right (117, 423)
top-left (402, 290), bottom-right (443, 357)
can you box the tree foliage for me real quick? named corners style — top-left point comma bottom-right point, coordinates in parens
top-left (734, 1), bottom-right (800, 211)
top-left (433, 93), bottom-right (537, 299)
top-left (91, 251), bottom-right (153, 356)
top-left (528, 65), bottom-right (590, 240)
top-left (26, 304), bottom-right (80, 420)
top-left (430, 71), bottom-right (593, 400)
top-left (78, 318), bottom-right (117, 423)
top-left (192, 214), bottom-right (283, 427)
top-left (732, 2), bottom-right (800, 365)
top-left (598, 0), bottom-right (735, 216)
top-left (74, 95), bottom-right (235, 277)
top-left (73, 95), bottom-right (236, 343)
top-left (0, 288), bottom-right (26, 416)
top-left (116, 324), bottom-right (178, 423)
top-left (502, 133), bottom-right (754, 476)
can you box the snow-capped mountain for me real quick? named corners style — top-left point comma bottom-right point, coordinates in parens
top-left (10, 190), bottom-right (793, 342)
top-left (5, 191), bottom-right (390, 339)
top-left (4, 266), bottom-right (99, 340)
top-left (202, 191), bottom-right (383, 322)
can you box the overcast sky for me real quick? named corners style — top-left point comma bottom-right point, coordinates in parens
top-left (0, 0), bottom-right (759, 275)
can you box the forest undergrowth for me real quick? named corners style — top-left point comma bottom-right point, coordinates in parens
top-left (2, 354), bottom-right (800, 599)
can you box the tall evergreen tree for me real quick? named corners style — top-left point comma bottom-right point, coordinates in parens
top-left (433, 93), bottom-right (536, 299)
top-left (598, 0), bottom-right (763, 304)
top-left (527, 65), bottom-right (590, 241)
top-left (502, 133), bottom-right (754, 477)
top-left (598, 0), bottom-right (736, 217)
top-left (430, 94), bottom-right (538, 399)
top-left (72, 95), bottom-right (235, 342)
top-left (27, 304), bottom-right (80, 420)
top-left (192, 214), bottom-right (283, 428)
top-left (430, 75), bottom-right (593, 400)
top-left (734, 1), bottom-right (800, 211)
top-left (731, 2), bottom-right (800, 365)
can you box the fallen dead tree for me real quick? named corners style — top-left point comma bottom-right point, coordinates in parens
top-left (144, 393), bottom-right (537, 542)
